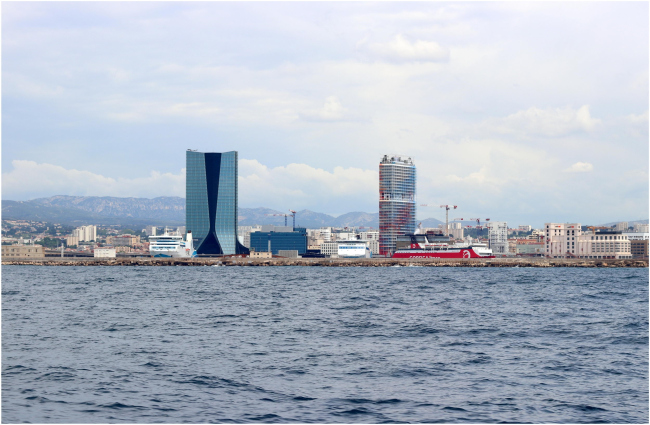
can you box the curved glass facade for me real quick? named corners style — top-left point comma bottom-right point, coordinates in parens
top-left (379, 154), bottom-right (416, 256)
top-left (186, 150), bottom-right (249, 255)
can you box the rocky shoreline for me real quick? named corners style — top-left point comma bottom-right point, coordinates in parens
top-left (2, 257), bottom-right (648, 267)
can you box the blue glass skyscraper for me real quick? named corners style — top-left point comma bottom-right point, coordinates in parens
top-left (186, 150), bottom-right (249, 255)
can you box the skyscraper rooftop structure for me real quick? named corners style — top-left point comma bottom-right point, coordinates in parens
top-left (379, 154), bottom-right (416, 256)
top-left (186, 150), bottom-right (249, 255)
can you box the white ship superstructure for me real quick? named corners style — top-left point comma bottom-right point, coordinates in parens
top-left (149, 229), bottom-right (196, 258)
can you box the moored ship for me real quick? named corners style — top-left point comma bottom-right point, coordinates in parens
top-left (149, 229), bottom-right (196, 258)
top-left (391, 233), bottom-right (495, 259)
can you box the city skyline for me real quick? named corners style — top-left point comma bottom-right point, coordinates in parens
top-left (2, 2), bottom-right (648, 227)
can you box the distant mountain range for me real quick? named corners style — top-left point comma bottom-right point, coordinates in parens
top-left (1, 195), bottom-right (445, 229)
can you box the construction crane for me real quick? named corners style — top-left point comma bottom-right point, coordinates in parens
top-left (420, 204), bottom-right (457, 238)
top-left (289, 210), bottom-right (297, 229)
top-left (265, 213), bottom-right (290, 226)
top-left (587, 226), bottom-right (609, 235)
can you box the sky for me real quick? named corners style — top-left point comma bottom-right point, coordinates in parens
top-left (2, 1), bottom-right (648, 227)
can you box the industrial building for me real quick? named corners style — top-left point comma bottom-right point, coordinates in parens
top-left (186, 150), bottom-right (249, 255)
top-left (379, 154), bottom-right (416, 256)
top-left (249, 226), bottom-right (307, 255)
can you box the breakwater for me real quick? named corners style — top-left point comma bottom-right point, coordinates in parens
top-left (2, 257), bottom-right (647, 267)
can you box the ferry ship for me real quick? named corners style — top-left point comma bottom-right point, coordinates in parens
top-left (149, 229), bottom-right (196, 258)
top-left (392, 234), bottom-right (495, 259)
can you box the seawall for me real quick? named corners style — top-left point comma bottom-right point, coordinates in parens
top-left (2, 257), bottom-right (648, 267)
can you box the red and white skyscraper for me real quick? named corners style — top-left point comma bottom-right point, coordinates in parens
top-left (379, 154), bottom-right (416, 256)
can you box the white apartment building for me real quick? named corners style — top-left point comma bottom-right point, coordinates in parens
top-left (238, 226), bottom-right (261, 248)
top-left (367, 239), bottom-right (379, 255)
top-left (633, 223), bottom-right (649, 233)
top-left (545, 223), bottom-right (632, 259)
top-left (449, 222), bottom-right (464, 240)
top-left (518, 225), bottom-right (532, 232)
top-left (73, 225), bottom-right (97, 242)
top-left (320, 242), bottom-right (339, 257)
top-left (487, 221), bottom-right (509, 255)
top-left (359, 231), bottom-right (379, 241)
top-left (319, 227), bottom-right (332, 242)
top-left (614, 222), bottom-right (629, 232)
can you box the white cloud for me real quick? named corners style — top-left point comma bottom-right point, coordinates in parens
top-left (1, 160), bottom-right (185, 200)
top-left (626, 110), bottom-right (649, 124)
top-left (564, 162), bottom-right (594, 173)
top-left (365, 34), bottom-right (449, 62)
top-left (2, 159), bottom-right (379, 215)
top-left (238, 159), bottom-right (377, 213)
top-left (484, 105), bottom-right (602, 137)
top-left (299, 96), bottom-right (350, 122)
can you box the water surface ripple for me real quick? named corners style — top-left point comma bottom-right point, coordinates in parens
top-left (2, 266), bottom-right (648, 423)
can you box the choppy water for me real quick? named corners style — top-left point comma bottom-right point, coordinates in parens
top-left (2, 266), bottom-right (648, 423)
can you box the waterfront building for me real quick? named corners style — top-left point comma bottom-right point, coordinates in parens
top-left (186, 150), bottom-right (249, 255)
top-left (320, 241), bottom-right (339, 257)
top-left (337, 239), bottom-right (372, 258)
top-left (379, 154), bottom-right (416, 256)
top-left (277, 250), bottom-right (299, 258)
top-left (94, 248), bottom-right (116, 258)
top-left (487, 221), bottom-right (509, 255)
top-left (1, 244), bottom-right (44, 258)
top-left (249, 226), bottom-right (307, 255)
top-left (545, 223), bottom-right (632, 259)
top-left (622, 231), bottom-right (649, 259)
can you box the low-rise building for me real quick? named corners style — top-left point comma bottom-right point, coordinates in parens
top-left (277, 250), bottom-right (299, 258)
top-left (250, 251), bottom-right (272, 259)
top-left (249, 226), bottom-right (308, 255)
top-left (2, 244), bottom-right (44, 258)
top-left (106, 235), bottom-right (140, 247)
top-left (337, 240), bottom-right (372, 258)
top-left (320, 242), bottom-right (339, 257)
top-left (94, 248), bottom-right (116, 258)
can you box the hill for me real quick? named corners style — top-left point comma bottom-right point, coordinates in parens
top-left (2, 196), bottom-right (446, 229)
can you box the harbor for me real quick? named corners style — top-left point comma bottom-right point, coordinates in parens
top-left (3, 257), bottom-right (647, 267)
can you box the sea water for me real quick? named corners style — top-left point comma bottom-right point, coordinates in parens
top-left (2, 266), bottom-right (648, 423)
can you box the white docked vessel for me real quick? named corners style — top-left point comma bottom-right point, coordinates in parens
top-left (149, 229), bottom-right (196, 258)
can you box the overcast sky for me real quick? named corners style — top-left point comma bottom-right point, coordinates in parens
top-left (2, 2), bottom-right (648, 227)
